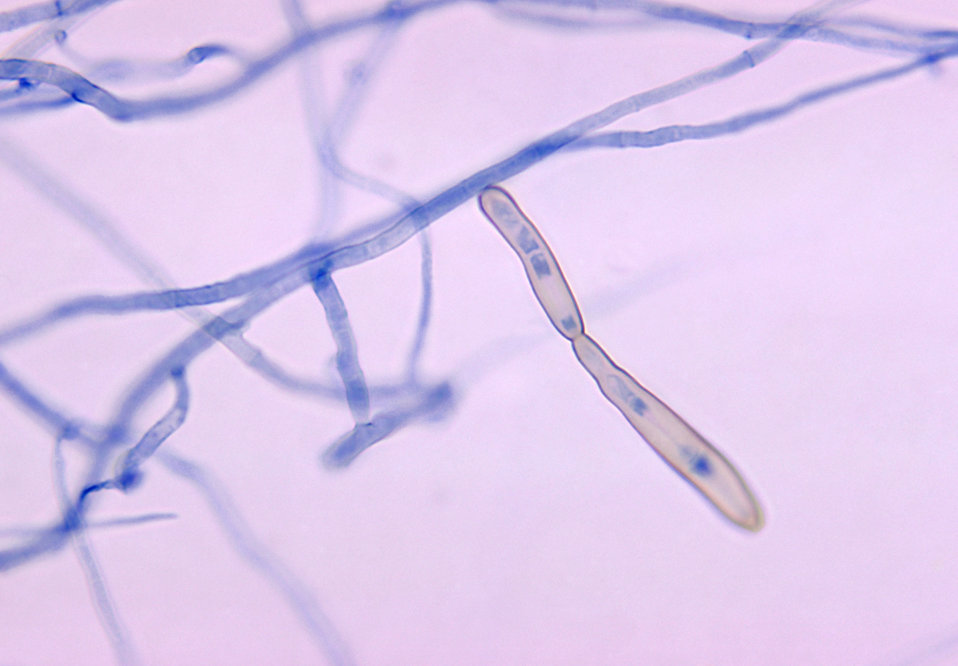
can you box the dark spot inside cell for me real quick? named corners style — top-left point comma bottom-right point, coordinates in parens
top-left (629, 396), bottom-right (647, 415)
top-left (517, 227), bottom-right (539, 253)
top-left (530, 253), bottom-right (551, 277)
top-left (116, 466), bottom-right (143, 492)
top-left (690, 454), bottom-right (712, 476)
top-left (491, 202), bottom-right (513, 221)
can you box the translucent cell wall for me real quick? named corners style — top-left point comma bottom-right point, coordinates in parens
top-left (1, 1), bottom-right (957, 664)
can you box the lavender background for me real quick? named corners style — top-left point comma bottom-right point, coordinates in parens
top-left (1, 0), bottom-right (957, 664)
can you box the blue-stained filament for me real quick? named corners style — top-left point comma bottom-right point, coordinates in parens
top-left (0, 0), bottom-right (952, 664)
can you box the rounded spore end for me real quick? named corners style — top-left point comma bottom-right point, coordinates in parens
top-left (738, 504), bottom-right (765, 533)
top-left (477, 186), bottom-right (519, 230)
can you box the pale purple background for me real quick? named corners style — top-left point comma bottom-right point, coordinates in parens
top-left (1, 0), bottom-right (958, 664)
